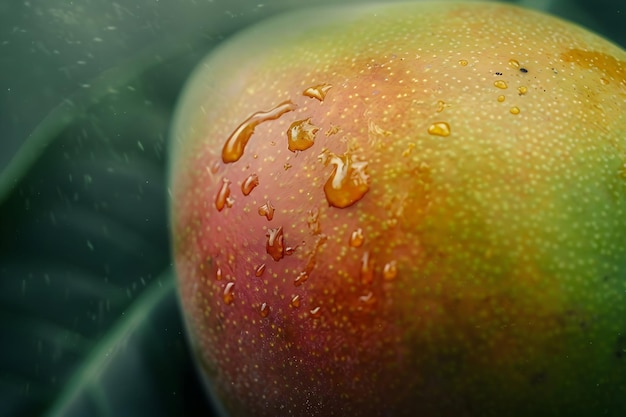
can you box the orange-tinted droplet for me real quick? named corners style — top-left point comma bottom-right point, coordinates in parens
top-left (322, 152), bottom-right (370, 208)
top-left (510, 106), bottom-right (520, 115)
top-left (259, 302), bottom-right (270, 318)
top-left (287, 118), bottom-right (319, 152)
top-left (427, 122), bottom-right (451, 137)
top-left (360, 251), bottom-right (374, 285)
top-left (309, 306), bottom-right (322, 318)
top-left (383, 260), bottom-right (398, 281)
top-left (294, 271), bottom-right (309, 287)
top-left (349, 228), bottom-right (364, 247)
top-left (241, 174), bottom-right (259, 196)
top-left (459, 59), bottom-right (468, 66)
top-left (222, 100), bottom-right (297, 163)
top-left (255, 264), bottom-right (266, 277)
top-left (258, 200), bottom-right (275, 221)
top-left (215, 178), bottom-right (234, 211)
top-left (497, 95), bottom-right (506, 103)
top-left (290, 294), bottom-right (301, 308)
top-left (302, 83), bottom-right (332, 101)
top-left (216, 267), bottom-right (223, 281)
top-left (518, 86), bottom-right (528, 95)
top-left (600, 77), bottom-right (610, 85)
top-left (223, 282), bottom-right (235, 305)
top-left (494, 80), bottom-right (508, 89)
top-left (210, 160), bottom-right (221, 174)
top-left (266, 227), bottom-right (285, 261)
top-left (508, 59), bottom-right (520, 69)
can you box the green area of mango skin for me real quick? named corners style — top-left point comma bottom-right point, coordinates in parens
top-left (169, 2), bottom-right (626, 416)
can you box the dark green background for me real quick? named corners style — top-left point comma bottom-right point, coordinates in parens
top-left (1, 1), bottom-right (624, 416)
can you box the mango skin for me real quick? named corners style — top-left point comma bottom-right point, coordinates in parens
top-left (169, 2), bottom-right (626, 416)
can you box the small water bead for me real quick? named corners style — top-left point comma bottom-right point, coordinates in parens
top-left (259, 302), bottom-right (270, 318)
top-left (508, 59), bottom-right (520, 69)
top-left (294, 271), bottom-right (309, 287)
top-left (309, 306), bottom-right (322, 319)
top-left (216, 267), bottom-right (223, 281)
top-left (497, 95), bottom-right (505, 103)
top-left (359, 291), bottom-right (376, 304)
top-left (349, 228), bottom-right (364, 247)
top-left (383, 261), bottom-right (398, 281)
top-left (518, 86), bottom-right (528, 95)
top-left (287, 118), bottom-right (320, 152)
top-left (510, 106), bottom-right (520, 115)
top-left (360, 251), bottom-right (374, 285)
top-left (210, 160), bottom-right (220, 174)
top-left (600, 77), bottom-right (610, 85)
top-left (307, 208), bottom-right (321, 234)
top-left (494, 80), bottom-right (508, 89)
top-left (258, 200), bottom-right (275, 221)
top-left (436, 100), bottom-right (446, 113)
top-left (222, 100), bottom-right (297, 163)
top-left (215, 178), bottom-right (234, 211)
top-left (290, 294), bottom-right (301, 308)
top-left (241, 174), bottom-right (259, 196)
top-left (320, 151), bottom-right (370, 208)
top-left (302, 83), bottom-right (332, 102)
top-left (255, 264), bottom-right (266, 277)
top-left (427, 122), bottom-right (451, 137)
top-left (266, 227), bottom-right (285, 261)
top-left (458, 59), bottom-right (468, 66)
top-left (223, 282), bottom-right (235, 305)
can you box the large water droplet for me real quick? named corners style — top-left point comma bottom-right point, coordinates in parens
top-left (321, 151), bottom-right (370, 208)
top-left (349, 228), bottom-right (364, 248)
top-left (427, 122), bottom-right (451, 137)
top-left (242, 173), bottom-right (259, 196)
top-left (223, 282), bottom-right (235, 305)
top-left (222, 100), bottom-right (297, 163)
top-left (266, 227), bottom-right (285, 261)
top-left (383, 260), bottom-right (398, 281)
top-left (360, 251), bottom-right (374, 285)
top-left (287, 118), bottom-right (319, 152)
top-left (215, 178), bottom-right (234, 211)
top-left (258, 200), bottom-right (275, 221)
top-left (509, 106), bottom-right (520, 115)
top-left (302, 83), bottom-right (332, 102)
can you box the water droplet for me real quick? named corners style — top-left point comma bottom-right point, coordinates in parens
top-left (517, 86), bottom-right (528, 95)
top-left (497, 95), bottom-right (506, 103)
top-left (360, 251), bottom-right (374, 285)
top-left (302, 83), bottom-right (332, 102)
top-left (283, 163), bottom-right (292, 170)
top-left (266, 227), bottom-right (285, 261)
top-left (494, 80), bottom-right (508, 89)
top-left (215, 178), bottom-right (234, 211)
top-left (510, 106), bottom-right (520, 115)
top-left (242, 174), bottom-right (259, 196)
top-left (223, 282), bottom-right (235, 305)
top-left (210, 160), bottom-right (220, 174)
top-left (326, 125), bottom-right (341, 136)
top-left (349, 228), bottom-right (364, 247)
top-left (427, 122), bottom-right (451, 137)
top-left (359, 291), bottom-right (376, 304)
top-left (294, 271), bottom-right (309, 287)
top-left (259, 302), bottom-right (270, 318)
top-left (383, 260), bottom-right (398, 281)
top-left (285, 246), bottom-right (297, 256)
top-left (309, 306), bottom-right (322, 318)
top-left (222, 100), bottom-right (297, 163)
top-left (436, 100), bottom-right (446, 112)
top-left (290, 294), bottom-right (301, 308)
top-left (600, 77), bottom-right (610, 85)
top-left (321, 152), bottom-right (370, 208)
top-left (255, 264), bottom-right (266, 277)
top-left (508, 59), bottom-right (520, 69)
top-left (307, 208), bottom-right (321, 234)
top-left (287, 118), bottom-right (320, 152)
top-left (216, 267), bottom-right (223, 281)
top-left (258, 200), bottom-right (275, 221)
top-left (458, 59), bottom-right (468, 66)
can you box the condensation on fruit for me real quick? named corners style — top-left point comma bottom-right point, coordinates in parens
top-left (349, 228), bottom-right (365, 247)
top-left (266, 227), bottom-right (285, 261)
top-left (258, 200), bottom-right (275, 221)
top-left (223, 282), bottom-right (235, 305)
top-left (302, 83), bottom-right (332, 101)
top-left (215, 178), bottom-right (234, 211)
top-left (427, 122), bottom-right (451, 137)
top-left (320, 150), bottom-right (370, 208)
top-left (287, 118), bottom-right (320, 152)
top-left (241, 173), bottom-right (259, 196)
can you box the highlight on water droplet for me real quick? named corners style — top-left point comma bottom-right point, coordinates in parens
top-left (302, 83), bottom-right (332, 102)
top-left (216, 267), bottom-right (223, 281)
top-left (287, 118), bottom-right (320, 152)
top-left (309, 306), bottom-right (322, 319)
top-left (349, 228), bottom-right (364, 248)
top-left (360, 251), bottom-right (374, 285)
top-left (494, 80), bottom-right (508, 89)
top-left (215, 178), bottom-right (234, 211)
top-left (259, 302), bottom-right (270, 318)
top-left (383, 260), bottom-right (398, 281)
top-left (320, 151), bottom-right (370, 208)
top-left (508, 59), bottom-right (520, 69)
top-left (254, 264), bottom-right (266, 277)
top-left (427, 121), bottom-right (451, 137)
top-left (266, 227), bottom-right (285, 261)
top-left (241, 174), bottom-right (259, 196)
top-left (510, 106), bottom-right (520, 115)
top-left (517, 86), bottom-right (528, 95)
top-left (294, 271), bottom-right (309, 287)
top-left (497, 95), bottom-right (506, 103)
top-left (222, 100), bottom-right (297, 163)
top-left (290, 294), bottom-right (301, 308)
top-left (458, 59), bottom-right (468, 66)
top-left (258, 200), bottom-right (275, 221)
top-left (223, 282), bottom-right (235, 305)
top-left (358, 291), bottom-right (376, 305)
